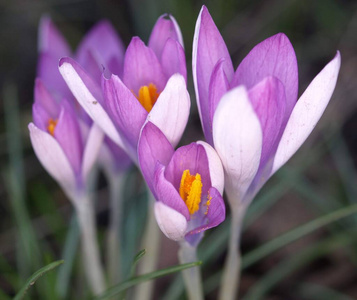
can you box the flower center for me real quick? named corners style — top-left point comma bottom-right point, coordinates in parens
top-left (47, 118), bottom-right (58, 136)
top-left (179, 169), bottom-right (203, 215)
top-left (135, 83), bottom-right (160, 112)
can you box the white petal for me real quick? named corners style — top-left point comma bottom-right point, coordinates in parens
top-left (272, 51), bottom-right (341, 175)
top-left (28, 123), bottom-right (76, 196)
top-left (197, 141), bottom-right (224, 195)
top-left (213, 86), bottom-right (263, 205)
top-left (148, 74), bottom-right (190, 148)
top-left (154, 202), bottom-right (187, 241)
top-left (59, 58), bottom-right (126, 150)
top-left (82, 123), bottom-right (104, 182)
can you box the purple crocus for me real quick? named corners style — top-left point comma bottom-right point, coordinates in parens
top-left (138, 121), bottom-right (226, 245)
top-left (193, 6), bottom-right (341, 207)
top-left (59, 15), bottom-right (189, 163)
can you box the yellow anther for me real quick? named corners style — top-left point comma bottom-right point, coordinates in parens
top-left (47, 118), bottom-right (58, 136)
top-left (136, 83), bottom-right (160, 112)
top-left (179, 169), bottom-right (203, 215)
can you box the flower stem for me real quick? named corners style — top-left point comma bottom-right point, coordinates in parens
top-left (133, 190), bottom-right (161, 300)
top-left (219, 205), bottom-right (246, 300)
top-left (178, 241), bottom-right (203, 300)
top-left (106, 172), bottom-right (125, 285)
top-left (74, 193), bottom-right (106, 295)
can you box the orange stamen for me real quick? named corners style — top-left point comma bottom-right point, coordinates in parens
top-left (135, 83), bottom-right (160, 112)
top-left (47, 118), bottom-right (58, 136)
top-left (179, 169), bottom-right (203, 215)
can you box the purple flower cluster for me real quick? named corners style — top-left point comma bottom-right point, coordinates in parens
top-left (29, 6), bottom-right (340, 245)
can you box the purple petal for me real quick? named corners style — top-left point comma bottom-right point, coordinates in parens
top-left (160, 38), bottom-right (187, 81)
top-left (193, 6), bottom-right (234, 142)
top-left (196, 141), bottom-right (224, 194)
top-left (102, 73), bottom-right (147, 155)
top-left (54, 102), bottom-right (84, 176)
top-left (76, 49), bottom-right (103, 84)
top-left (138, 121), bottom-right (175, 194)
top-left (186, 187), bottom-right (225, 236)
top-left (154, 164), bottom-right (190, 220)
top-left (82, 123), bottom-right (104, 182)
top-left (272, 51), bottom-right (341, 175)
top-left (154, 201), bottom-right (187, 241)
top-left (206, 58), bottom-right (230, 145)
top-left (232, 33), bottom-right (298, 119)
top-left (34, 78), bottom-right (59, 117)
top-left (28, 122), bottom-right (77, 196)
top-left (123, 37), bottom-right (166, 93)
top-left (148, 14), bottom-right (184, 59)
top-left (37, 53), bottom-right (72, 99)
top-left (38, 16), bottom-right (71, 57)
top-left (248, 76), bottom-right (286, 170)
top-left (76, 20), bottom-right (125, 76)
top-left (164, 143), bottom-right (211, 197)
top-left (212, 86), bottom-right (262, 205)
top-left (148, 74), bottom-right (190, 148)
top-left (59, 57), bottom-right (126, 150)
top-left (32, 102), bottom-right (52, 132)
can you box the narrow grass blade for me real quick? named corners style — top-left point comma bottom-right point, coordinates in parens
top-left (130, 249), bottom-right (146, 278)
top-left (93, 261), bottom-right (201, 300)
top-left (13, 260), bottom-right (64, 300)
top-left (56, 215), bottom-right (80, 299)
top-left (297, 282), bottom-right (355, 300)
top-left (242, 203), bottom-right (357, 269)
top-left (242, 233), bottom-right (353, 300)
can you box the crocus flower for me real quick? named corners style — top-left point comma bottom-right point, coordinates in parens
top-left (59, 14), bottom-right (189, 163)
top-left (29, 79), bottom-right (103, 201)
top-left (193, 6), bottom-right (341, 207)
top-left (138, 121), bottom-right (226, 245)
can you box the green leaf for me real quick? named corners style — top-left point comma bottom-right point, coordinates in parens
top-left (13, 260), bottom-right (64, 300)
top-left (130, 249), bottom-right (146, 278)
top-left (94, 261), bottom-right (201, 300)
top-left (242, 203), bottom-right (357, 269)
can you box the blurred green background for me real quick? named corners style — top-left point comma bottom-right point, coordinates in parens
top-left (1, 0), bottom-right (357, 299)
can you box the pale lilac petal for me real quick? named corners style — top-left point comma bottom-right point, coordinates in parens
top-left (164, 143), bottom-right (211, 197)
top-left (186, 187), bottom-right (225, 236)
top-left (102, 74), bottom-right (147, 155)
top-left (148, 14), bottom-right (184, 59)
top-left (28, 123), bottom-right (76, 195)
top-left (32, 102), bottom-right (51, 132)
top-left (248, 76), bottom-right (286, 169)
top-left (232, 33), bottom-right (298, 118)
top-left (206, 58), bottom-right (230, 145)
top-left (138, 122), bottom-right (175, 194)
top-left (59, 57), bottom-right (126, 150)
top-left (54, 104), bottom-right (83, 176)
top-left (76, 49), bottom-right (103, 84)
top-left (34, 78), bottom-right (59, 118)
top-left (154, 164), bottom-right (190, 220)
top-left (123, 37), bottom-right (166, 93)
top-left (38, 16), bottom-right (71, 57)
top-left (82, 123), bottom-right (104, 182)
top-left (160, 39), bottom-right (187, 81)
top-left (196, 141), bottom-right (224, 194)
top-left (148, 74), bottom-right (190, 148)
top-left (271, 51), bottom-right (341, 175)
top-left (193, 6), bottom-right (234, 142)
top-left (38, 53), bottom-right (71, 99)
top-left (154, 202), bottom-right (187, 241)
top-left (212, 86), bottom-right (262, 205)
top-left (76, 20), bottom-right (125, 75)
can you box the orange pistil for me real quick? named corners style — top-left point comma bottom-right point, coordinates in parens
top-left (179, 169), bottom-right (203, 215)
top-left (136, 83), bottom-right (160, 112)
top-left (47, 118), bottom-right (58, 136)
